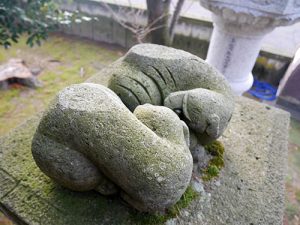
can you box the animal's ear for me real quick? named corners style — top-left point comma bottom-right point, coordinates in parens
top-left (164, 90), bottom-right (188, 112)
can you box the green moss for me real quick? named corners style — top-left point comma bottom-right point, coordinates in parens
top-left (129, 186), bottom-right (199, 225)
top-left (168, 186), bottom-right (199, 216)
top-left (204, 140), bottom-right (224, 156)
top-left (206, 165), bottom-right (219, 177)
top-left (0, 88), bottom-right (21, 116)
top-left (210, 156), bottom-right (224, 168)
top-left (202, 140), bottom-right (225, 181)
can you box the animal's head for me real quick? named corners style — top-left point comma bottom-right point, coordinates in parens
top-left (164, 88), bottom-right (234, 145)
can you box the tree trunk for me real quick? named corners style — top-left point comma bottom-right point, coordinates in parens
top-left (146, 0), bottom-right (171, 45)
top-left (169, 0), bottom-right (185, 44)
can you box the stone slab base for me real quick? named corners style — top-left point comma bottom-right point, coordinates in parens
top-left (0, 96), bottom-right (289, 225)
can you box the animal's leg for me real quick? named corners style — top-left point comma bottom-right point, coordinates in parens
top-left (32, 132), bottom-right (118, 195)
top-left (133, 104), bottom-right (189, 147)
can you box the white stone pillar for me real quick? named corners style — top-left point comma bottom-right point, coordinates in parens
top-left (200, 0), bottom-right (300, 95)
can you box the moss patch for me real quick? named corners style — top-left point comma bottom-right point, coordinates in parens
top-left (129, 186), bottom-right (199, 225)
top-left (202, 140), bottom-right (225, 181)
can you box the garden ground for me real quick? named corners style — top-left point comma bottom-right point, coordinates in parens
top-left (0, 34), bottom-right (299, 225)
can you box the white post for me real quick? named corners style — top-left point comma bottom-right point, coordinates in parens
top-left (200, 0), bottom-right (300, 95)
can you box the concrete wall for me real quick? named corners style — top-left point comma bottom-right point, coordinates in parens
top-left (60, 0), bottom-right (291, 84)
top-left (60, 0), bottom-right (211, 59)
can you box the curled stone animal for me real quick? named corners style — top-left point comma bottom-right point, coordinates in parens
top-left (106, 44), bottom-right (235, 145)
top-left (32, 83), bottom-right (193, 212)
top-left (32, 44), bottom-right (235, 213)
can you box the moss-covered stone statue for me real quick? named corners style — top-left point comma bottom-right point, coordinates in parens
top-left (32, 83), bottom-right (193, 212)
top-left (31, 44), bottom-right (234, 214)
top-left (107, 44), bottom-right (235, 145)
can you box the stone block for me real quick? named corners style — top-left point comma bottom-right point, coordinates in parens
top-left (0, 95), bottom-right (289, 224)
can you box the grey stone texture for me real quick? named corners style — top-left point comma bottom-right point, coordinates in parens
top-left (176, 97), bottom-right (290, 225)
top-left (31, 83), bottom-right (192, 212)
top-left (105, 44), bottom-right (235, 144)
top-left (31, 45), bottom-right (235, 214)
top-left (0, 95), bottom-right (289, 225)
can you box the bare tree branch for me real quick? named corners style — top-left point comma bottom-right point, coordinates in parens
top-left (102, 1), bottom-right (168, 44)
top-left (101, 0), bottom-right (184, 45)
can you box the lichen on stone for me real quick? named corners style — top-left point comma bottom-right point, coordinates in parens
top-left (31, 83), bottom-right (193, 213)
top-left (30, 44), bottom-right (234, 215)
top-left (106, 43), bottom-right (235, 145)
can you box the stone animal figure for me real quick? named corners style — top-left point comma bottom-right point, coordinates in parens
top-left (32, 83), bottom-right (193, 213)
top-left (106, 44), bottom-right (235, 145)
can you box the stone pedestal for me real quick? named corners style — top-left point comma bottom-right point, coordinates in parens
top-left (200, 0), bottom-right (300, 95)
top-left (0, 86), bottom-right (289, 224)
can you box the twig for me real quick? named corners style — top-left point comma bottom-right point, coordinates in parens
top-left (102, 1), bottom-right (169, 43)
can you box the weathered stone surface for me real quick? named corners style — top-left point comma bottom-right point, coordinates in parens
top-left (101, 44), bottom-right (234, 144)
top-left (0, 59), bottom-right (32, 81)
top-left (31, 83), bottom-right (192, 212)
top-left (0, 95), bottom-right (289, 225)
top-left (175, 97), bottom-right (290, 225)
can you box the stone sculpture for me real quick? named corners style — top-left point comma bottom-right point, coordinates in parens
top-left (31, 44), bottom-right (234, 213)
top-left (32, 83), bottom-right (192, 212)
top-left (107, 44), bottom-right (234, 145)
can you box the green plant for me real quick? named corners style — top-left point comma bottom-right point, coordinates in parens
top-left (0, 0), bottom-right (91, 48)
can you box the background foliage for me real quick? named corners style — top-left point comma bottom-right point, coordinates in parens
top-left (0, 0), bottom-right (87, 48)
